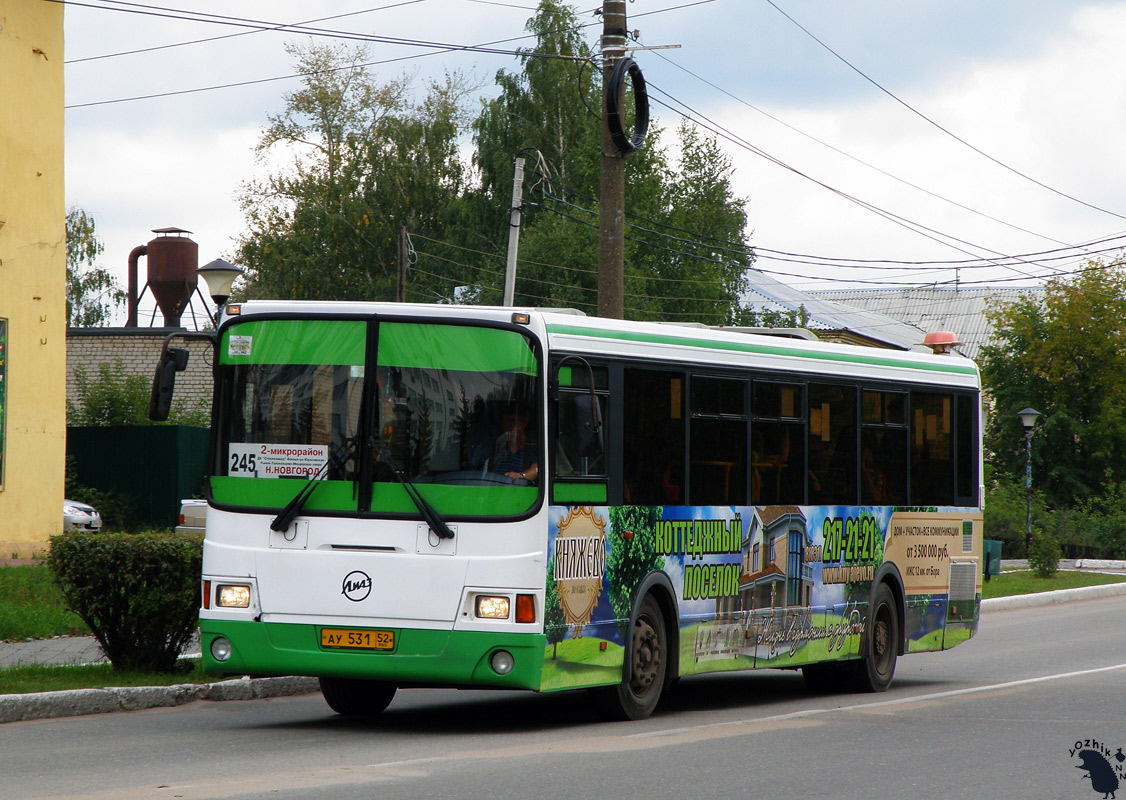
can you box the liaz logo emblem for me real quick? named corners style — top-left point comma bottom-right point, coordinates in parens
top-left (341, 571), bottom-right (372, 602)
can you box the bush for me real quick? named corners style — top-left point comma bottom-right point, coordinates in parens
top-left (68, 358), bottom-right (209, 427)
top-left (984, 478), bottom-right (1046, 557)
top-left (48, 531), bottom-right (203, 672)
top-left (1028, 529), bottom-right (1061, 578)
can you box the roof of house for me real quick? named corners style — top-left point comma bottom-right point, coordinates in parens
top-left (806, 286), bottom-right (1045, 360)
top-left (743, 270), bottom-right (935, 352)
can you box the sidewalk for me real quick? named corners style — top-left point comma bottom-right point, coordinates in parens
top-left (0, 633), bottom-right (318, 724)
top-left (0, 635), bottom-right (108, 669)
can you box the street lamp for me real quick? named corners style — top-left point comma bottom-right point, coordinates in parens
top-left (1017, 407), bottom-right (1040, 553)
top-left (196, 259), bottom-right (244, 325)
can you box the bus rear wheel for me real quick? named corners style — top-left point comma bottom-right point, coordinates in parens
top-left (319, 677), bottom-right (397, 716)
top-left (852, 582), bottom-right (898, 692)
top-left (592, 595), bottom-right (667, 720)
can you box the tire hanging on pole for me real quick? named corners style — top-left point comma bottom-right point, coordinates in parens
top-left (606, 57), bottom-right (649, 156)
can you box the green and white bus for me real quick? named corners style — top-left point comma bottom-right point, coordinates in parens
top-left (153, 301), bottom-right (983, 720)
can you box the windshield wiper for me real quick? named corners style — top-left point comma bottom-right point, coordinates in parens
top-left (270, 437), bottom-right (358, 533)
top-left (375, 446), bottom-right (455, 540)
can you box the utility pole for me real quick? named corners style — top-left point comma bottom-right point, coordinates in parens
top-left (598, 0), bottom-right (627, 319)
top-left (397, 225), bottom-right (407, 302)
top-left (503, 156), bottom-right (525, 306)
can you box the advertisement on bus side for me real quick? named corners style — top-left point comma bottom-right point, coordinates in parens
top-left (540, 504), bottom-right (982, 692)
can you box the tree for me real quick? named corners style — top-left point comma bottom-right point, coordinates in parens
top-left (626, 121), bottom-right (752, 322)
top-left (66, 207), bottom-right (125, 327)
top-left (467, 0), bottom-right (754, 321)
top-left (605, 506), bottom-right (666, 628)
top-left (981, 260), bottom-right (1126, 509)
top-left (236, 43), bottom-right (477, 302)
top-left (237, 2), bottom-right (756, 318)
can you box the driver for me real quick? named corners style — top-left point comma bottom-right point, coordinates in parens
top-left (493, 405), bottom-right (538, 483)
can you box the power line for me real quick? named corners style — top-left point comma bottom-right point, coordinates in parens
top-left (648, 49), bottom-right (1109, 261)
top-left (64, 2), bottom-right (429, 64)
top-left (59, 0), bottom-right (588, 109)
top-left (761, 0), bottom-right (1126, 223)
top-left (646, 85), bottom-right (1071, 286)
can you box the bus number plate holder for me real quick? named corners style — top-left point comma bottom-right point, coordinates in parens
top-left (320, 628), bottom-right (395, 651)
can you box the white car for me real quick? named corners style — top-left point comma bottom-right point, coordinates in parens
top-left (63, 500), bottom-right (102, 532)
top-left (176, 499), bottom-right (207, 533)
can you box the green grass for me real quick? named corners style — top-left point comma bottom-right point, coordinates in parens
top-left (982, 568), bottom-right (1126, 599)
top-left (0, 565), bottom-right (90, 641)
top-left (0, 660), bottom-right (211, 695)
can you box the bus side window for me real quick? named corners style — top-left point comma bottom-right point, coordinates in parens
top-left (911, 391), bottom-right (955, 505)
top-left (689, 376), bottom-right (747, 506)
top-left (751, 382), bottom-right (805, 505)
top-left (860, 390), bottom-right (908, 505)
top-left (955, 393), bottom-right (980, 506)
top-left (557, 391), bottom-right (606, 477)
top-left (807, 383), bottom-right (858, 505)
top-left (623, 368), bottom-right (685, 505)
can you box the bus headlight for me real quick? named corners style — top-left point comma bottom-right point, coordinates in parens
top-left (216, 584), bottom-right (252, 608)
top-left (475, 595), bottom-right (510, 619)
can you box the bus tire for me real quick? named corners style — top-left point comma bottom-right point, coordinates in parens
top-left (851, 582), bottom-right (898, 692)
top-left (592, 595), bottom-right (667, 720)
top-left (319, 677), bottom-right (397, 716)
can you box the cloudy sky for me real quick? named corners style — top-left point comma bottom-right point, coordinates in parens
top-left (62, 0), bottom-right (1126, 325)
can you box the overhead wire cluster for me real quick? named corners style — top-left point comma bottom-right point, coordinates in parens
top-left (61, 0), bottom-right (1126, 303)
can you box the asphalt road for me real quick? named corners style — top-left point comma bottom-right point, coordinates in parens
top-left (4, 596), bottom-right (1124, 800)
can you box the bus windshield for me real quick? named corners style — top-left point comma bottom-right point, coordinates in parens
top-left (212, 317), bottom-right (541, 519)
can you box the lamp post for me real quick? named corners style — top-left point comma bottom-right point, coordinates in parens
top-left (196, 259), bottom-right (244, 326)
top-left (1017, 407), bottom-right (1040, 553)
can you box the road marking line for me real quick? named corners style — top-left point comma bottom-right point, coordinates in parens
top-left (627, 662), bottom-right (1126, 739)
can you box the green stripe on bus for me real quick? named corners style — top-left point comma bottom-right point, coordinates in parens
top-left (210, 476), bottom-right (537, 516)
top-left (200, 619), bottom-right (545, 690)
top-left (552, 483), bottom-right (608, 504)
top-left (546, 324), bottom-right (979, 376)
top-left (211, 476), bottom-right (359, 511)
top-left (221, 319), bottom-right (366, 366)
top-left (369, 481), bottom-right (538, 516)
top-left (379, 322), bottom-right (537, 374)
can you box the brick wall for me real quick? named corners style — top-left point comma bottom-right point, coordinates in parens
top-left (66, 327), bottom-right (214, 417)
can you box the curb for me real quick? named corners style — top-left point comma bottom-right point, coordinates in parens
top-left (981, 579), bottom-right (1126, 611)
top-left (1073, 559), bottom-right (1126, 570)
top-left (0, 675), bottom-right (319, 724)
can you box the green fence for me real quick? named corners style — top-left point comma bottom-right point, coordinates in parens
top-left (67, 425), bottom-right (209, 529)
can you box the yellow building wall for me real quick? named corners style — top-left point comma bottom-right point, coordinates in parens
top-left (0, 2), bottom-right (66, 556)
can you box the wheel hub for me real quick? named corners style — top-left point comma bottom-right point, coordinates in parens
top-left (631, 620), bottom-right (660, 694)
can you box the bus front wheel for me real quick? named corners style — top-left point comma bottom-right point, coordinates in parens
top-left (319, 677), bottom-right (397, 716)
top-left (592, 595), bottom-right (667, 721)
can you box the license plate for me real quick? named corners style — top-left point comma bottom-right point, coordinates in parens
top-left (320, 628), bottom-right (395, 651)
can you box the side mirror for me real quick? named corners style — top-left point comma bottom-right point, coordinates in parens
top-left (148, 347), bottom-right (189, 421)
